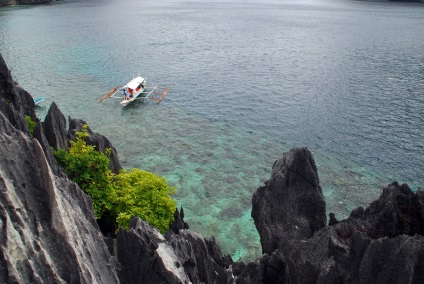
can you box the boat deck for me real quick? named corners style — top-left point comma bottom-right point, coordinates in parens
top-left (98, 85), bottom-right (169, 105)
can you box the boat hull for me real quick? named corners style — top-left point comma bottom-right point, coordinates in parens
top-left (119, 76), bottom-right (147, 106)
top-left (119, 87), bottom-right (146, 106)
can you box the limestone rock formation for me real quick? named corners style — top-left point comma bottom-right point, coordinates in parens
top-left (0, 55), bottom-right (34, 134)
top-left (0, 53), bottom-right (119, 283)
top-left (0, 112), bottom-right (119, 283)
top-left (168, 206), bottom-right (190, 234)
top-left (42, 102), bottom-right (122, 174)
top-left (234, 148), bottom-right (424, 284)
top-left (251, 147), bottom-right (327, 254)
top-left (116, 217), bottom-right (232, 284)
top-left (33, 119), bottom-right (62, 176)
top-left (43, 101), bottom-right (69, 150)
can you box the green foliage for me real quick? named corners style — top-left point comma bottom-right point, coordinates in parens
top-left (53, 125), bottom-right (113, 218)
top-left (110, 169), bottom-right (176, 233)
top-left (25, 115), bottom-right (36, 134)
top-left (53, 124), bottom-right (176, 233)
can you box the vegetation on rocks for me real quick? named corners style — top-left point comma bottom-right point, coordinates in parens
top-left (53, 124), bottom-right (176, 233)
top-left (110, 169), bottom-right (176, 232)
top-left (25, 115), bottom-right (36, 134)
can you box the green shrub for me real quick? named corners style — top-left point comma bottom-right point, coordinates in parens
top-left (25, 115), bottom-right (36, 134)
top-left (53, 124), bottom-right (176, 232)
top-left (110, 168), bottom-right (176, 233)
top-left (53, 125), bottom-right (113, 218)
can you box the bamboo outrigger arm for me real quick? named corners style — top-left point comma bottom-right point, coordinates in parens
top-left (98, 86), bottom-right (122, 103)
top-left (150, 86), bottom-right (169, 104)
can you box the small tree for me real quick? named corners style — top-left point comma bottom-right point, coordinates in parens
top-left (53, 124), bottom-right (176, 233)
top-left (110, 169), bottom-right (176, 233)
top-left (54, 124), bottom-right (113, 218)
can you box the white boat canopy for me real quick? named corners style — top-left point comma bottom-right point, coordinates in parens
top-left (125, 76), bottom-right (145, 90)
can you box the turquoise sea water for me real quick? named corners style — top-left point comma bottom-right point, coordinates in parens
top-left (1, 0), bottom-right (423, 261)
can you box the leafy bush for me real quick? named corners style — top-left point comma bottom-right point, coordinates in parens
top-left (25, 115), bottom-right (36, 134)
top-left (53, 124), bottom-right (176, 233)
top-left (110, 169), bottom-right (176, 233)
top-left (53, 125), bottom-right (113, 218)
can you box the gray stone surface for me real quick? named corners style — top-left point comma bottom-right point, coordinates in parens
top-left (252, 147), bottom-right (327, 254)
top-left (117, 217), bottom-right (231, 284)
top-left (235, 148), bottom-right (424, 284)
top-left (0, 113), bottom-right (119, 283)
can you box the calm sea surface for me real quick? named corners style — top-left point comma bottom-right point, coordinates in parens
top-left (1, 0), bottom-right (423, 261)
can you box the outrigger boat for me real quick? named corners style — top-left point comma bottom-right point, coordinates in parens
top-left (98, 76), bottom-right (169, 106)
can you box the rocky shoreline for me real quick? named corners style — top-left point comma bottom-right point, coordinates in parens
top-left (1, 53), bottom-right (424, 283)
top-left (0, 0), bottom-right (53, 7)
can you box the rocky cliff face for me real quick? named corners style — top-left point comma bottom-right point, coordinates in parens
top-left (1, 50), bottom-right (424, 284)
top-left (234, 148), bottom-right (424, 284)
top-left (0, 54), bottom-right (120, 283)
top-left (42, 102), bottom-right (122, 174)
top-left (0, 112), bottom-right (120, 283)
top-left (252, 147), bottom-right (327, 254)
top-left (116, 216), bottom-right (232, 284)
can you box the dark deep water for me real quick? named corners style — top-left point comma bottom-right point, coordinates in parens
top-left (1, 0), bottom-right (423, 261)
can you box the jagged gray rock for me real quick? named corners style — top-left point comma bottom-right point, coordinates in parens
top-left (43, 101), bottom-right (69, 151)
top-left (235, 148), bottom-right (424, 284)
top-left (0, 52), bottom-right (119, 283)
top-left (168, 207), bottom-right (189, 234)
top-left (0, 54), bottom-right (34, 134)
top-left (251, 147), bottom-right (327, 254)
top-left (117, 217), bottom-right (232, 284)
top-left (117, 218), bottom-right (192, 284)
top-left (0, 112), bottom-right (119, 283)
top-left (231, 250), bottom-right (290, 283)
top-left (33, 119), bottom-right (62, 176)
top-left (41, 101), bottom-right (122, 174)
